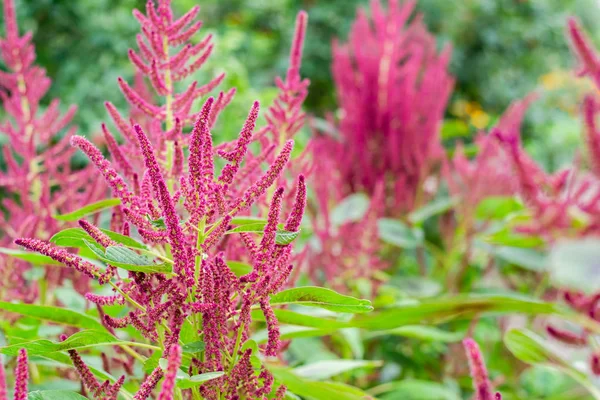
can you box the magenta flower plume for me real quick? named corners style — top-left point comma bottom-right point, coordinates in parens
top-left (157, 344), bottom-right (182, 400)
top-left (568, 17), bottom-right (600, 88)
top-left (463, 338), bottom-right (500, 400)
top-left (15, 238), bottom-right (100, 278)
top-left (11, 4), bottom-right (310, 400)
top-left (134, 124), bottom-right (191, 280)
top-left (284, 175), bottom-right (306, 232)
top-left (315, 0), bottom-right (453, 214)
top-left (0, 0), bottom-right (102, 302)
top-left (134, 367), bottom-right (163, 400)
top-left (0, 356), bottom-right (6, 400)
top-left (71, 135), bottom-right (135, 207)
top-left (13, 349), bottom-right (28, 400)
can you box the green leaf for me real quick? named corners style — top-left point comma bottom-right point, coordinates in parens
top-left (177, 371), bottom-right (225, 389)
top-left (367, 325), bottom-right (465, 343)
top-left (28, 391), bottom-right (89, 400)
top-left (370, 380), bottom-right (461, 400)
top-left (441, 119), bottom-right (469, 140)
top-left (50, 227), bottom-right (146, 249)
top-left (549, 238), bottom-right (600, 294)
top-left (53, 198), bottom-right (121, 221)
top-left (378, 219), bottom-right (423, 249)
top-left (182, 341), bottom-right (206, 354)
top-left (226, 222), bottom-right (267, 234)
top-left (0, 302), bottom-right (103, 330)
top-left (483, 228), bottom-right (545, 248)
top-left (330, 193), bottom-right (370, 226)
top-left (475, 196), bottom-right (524, 220)
top-left (391, 277), bottom-right (441, 298)
top-left (354, 294), bottom-right (567, 330)
top-left (270, 287), bottom-right (373, 313)
top-left (84, 241), bottom-right (171, 274)
top-left (294, 360), bottom-right (382, 380)
top-left (226, 261), bottom-right (253, 277)
top-left (253, 326), bottom-right (336, 343)
top-left (251, 309), bottom-right (351, 329)
top-left (226, 224), bottom-right (300, 245)
top-left (32, 352), bottom-right (116, 384)
top-left (0, 248), bottom-right (62, 266)
top-left (408, 197), bottom-right (457, 224)
top-left (231, 216), bottom-right (267, 225)
top-left (269, 366), bottom-right (373, 400)
top-left (505, 328), bottom-right (600, 399)
top-left (276, 230), bottom-right (300, 245)
top-left (1, 330), bottom-right (124, 356)
top-left (494, 246), bottom-right (547, 271)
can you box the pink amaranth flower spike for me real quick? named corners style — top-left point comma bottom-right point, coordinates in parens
top-left (13, 349), bottom-right (28, 400)
top-left (463, 338), bottom-right (501, 400)
top-left (0, 355), bottom-right (5, 400)
top-left (18, 3), bottom-right (310, 398)
top-left (316, 0), bottom-right (454, 214)
top-left (0, 0), bottom-right (103, 302)
top-left (157, 344), bottom-right (182, 400)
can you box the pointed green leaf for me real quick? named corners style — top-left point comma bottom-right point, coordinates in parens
top-left (354, 294), bottom-right (568, 330)
top-left (330, 193), bottom-right (370, 226)
top-left (182, 341), bottom-right (206, 354)
top-left (269, 366), bottom-right (373, 400)
top-left (28, 391), bottom-right (89, 400)
top-left (378, 219), bottom-right (423, 249)
top-left (51, 227), bottom-right (146, 250)
top-left (177, 371), bottom-right (225, 389)
top-left (475, 196), bottom-right (524, 220)
top-left (253, 326), bottom-right (336, 343)
top-left (367, 325), bottom-right (465, 342)
top-left (294, 360), bottom-right (382, 380)
top-left (276, 230), bottom-right (300, 245)
top-left (270, 287), bottom-right (373, 313)
top-left (231, 216), bottom-right (267, 225)
top-left (494, 246), bottom-right (547, 271)
top-left (408, 197), bottom-right (457, 224)
top-left (226, 261), bottom-right (253, 277)
top-left (83, 241), bottom-right (171, 274)
top-left (0, 302), bottom-right (103, 330)
top-left (251, 309), bottom-right (351, 329)
top-left (0, 248), bottom-right (62, 266)
top-left (53, 198), bottom-right (121, 221)
top-left (1, 330), bottom-right (121, 356)
top-left (505, 328), bottom-right (600, 399)
top-left (549, 238), bottom-right (600, 294)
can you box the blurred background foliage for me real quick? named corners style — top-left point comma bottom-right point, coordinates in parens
top-left (4, 0), bottom-right (600, 166)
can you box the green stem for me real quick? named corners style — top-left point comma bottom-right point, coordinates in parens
top-left (109, 281), bottom-right (145, 312)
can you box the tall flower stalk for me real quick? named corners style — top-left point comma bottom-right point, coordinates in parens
top-left (14, 2), bottom-right (309, 398)
top-left (316, 0), bottom-right (454, 215)
top-left (0, 0), bottom-right (103, 302)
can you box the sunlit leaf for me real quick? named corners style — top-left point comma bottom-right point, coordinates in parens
top-left (505, 328), bottom-right (600, 399)
top-left (408, 197), bottom-right (456, 224)
top-left (50, 227), bottom-right (146, 250)
top-left (0, 248), bottom-right (62, 266)
top-left (270, 287), bottom-right (373, 313)
top-left (177, 371), bottom-right (225, 389)
top-left (331, 193), bottom-right (370, 226)
top-left (0, 302), bottom-right (103, 330)
top-left (294, 360), bottom-right (382, 380)
top-left (378, 219), bottom-right (423, 249)
top-left (53, 198), bottom-right (121, 221)
top-left (549, 238), bottom-right (600, 294)
top-left (28, 391), bottom-right (89, 400)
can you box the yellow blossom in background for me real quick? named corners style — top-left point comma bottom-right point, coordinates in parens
top-left (470, 109), bottom-right (490, 129)
top-left (540, 70), bottom-right (570, 90)
top-left (450, 99), bottom-right (490, 129)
